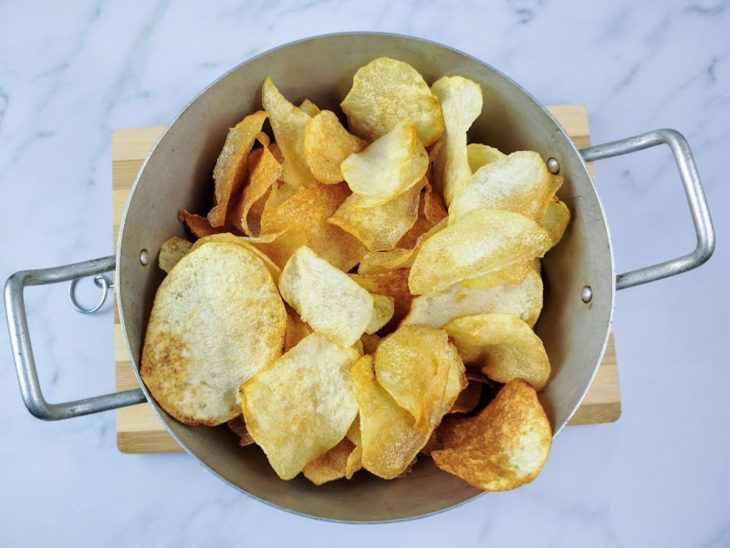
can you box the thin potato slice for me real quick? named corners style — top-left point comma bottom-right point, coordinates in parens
top-left (467, 143), bottom-right (506, 172)
top-left (430, 76), bottom-right (483, 206)
top-left (346, 446), bottom-right (363, 479)
top-left (409, 208), bottom-right (552, 295)
top-left (449, 382), bottom-right (482, 414)
top-left (402, 269), bottom-right (543, 328)
top-left (543, 198), bottom-right (571, 247)
top-left (190, 233), bottom-right (282, 284)
top-left (262, 77), bottom-right (314, 187)
top-left (340, 57), bottom-right (444, 146)
top-left (444, 313), bottom-right (551, 390)
top-left (432, 380), bottom-right (552, 491)
top-left (208, 111), bottom-right (268, 227)
top-left (366, 294), bottom-right (395, 334)
top-left (241, 333), bottom-right (359, 480)
top-left (460, 260), bottom-right (534, 290)
top-left (302, 437), bottom-right (357, 485)
top-left (298, 98), bottom-right (321, 117)
top-left (449, 152), bottom-right (555, 224)
top-left (397, 181), bottom-right (448, 249)
top-left (279, 246), bottom-right (374, 347)
top-left (304, 110), bottom-right (366, 184)
top-left (350, 269), bottom-right (413, 328)
top-left (141, 243), bottom-right (286, 426)
top-left (179, 209), bottom-right (229, 239)
top-left (231, 139), bottom-right (282, 235)
top-left (158, 236), bottom-right (192, 273)
top-left (341, 121), bottom-right (429, 207)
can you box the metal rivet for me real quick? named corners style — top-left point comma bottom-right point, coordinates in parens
top-left (547, 157), bottom-right (560, 174)
top-left (581, 285), bottom-right (592, 303)
top-left (139, 249), bottom-right (150, 266)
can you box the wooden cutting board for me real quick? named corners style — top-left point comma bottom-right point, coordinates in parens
top-left (112, 105), bottom-right (621, 453)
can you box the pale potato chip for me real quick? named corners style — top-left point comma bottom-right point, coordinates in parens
top-left (374, 325), bottom-right (465, 430)
top-left (467, 143), bottom-right (506, 172)
top-left (298, 98), bottom-right (321, 117)
top-left (190, 233), bottom-right (282, 284)
top-left (179, 209), bottom-right (228, 239)
top-left (284, 310), bottom-right (313, 352)
top-left (351, 355), bottom-right (432, 479)
top-left (430, 76), bottom-right (483, 206)
top-left (208, 111), bottom-right (268, 227)
top-left (261, 77), bottom-right (314, 187)
top-left (158, 236), bottom-right (192, 273)
top-left (409, 208), bottom-right (552, 295)
top-left (449, 152), bottom-right (555, 224)
top-left (141, 243), bottom-right (286, 426)
top-left (302, 437), bottom-right (357, 485)
top-left (364, 294), bottom-right (394, 335)
top-left (341, 121), bottom-right (428, 207)
top-left (397, 180), bottom-right (448, 249)
top-left (241, 333), bottom-right (359, 480)
top-left (279, 246), bottom-right (374, 347)
top-left (432, 379), bottom-right (552, 491)
top-left (544, 198), bottom-right (571, 246)
top-left (258, 181), bottom-right (366, 271)
top-left (304, 110), bottom-right (366, 184)
top-left (402, 269), bottom-right (543, 328)
top-left (360, 333), bottom-right (382, 355)
top-left (345, 445), bottom-right (363, 479)
top-left (349, 269), bottom-right (413, 328)
top-left (449, 382), bottom-right (482, 414)
top-left (444, 313), bottom-right (551, 390)
top-left (231, 139), bottom-right (282, 235)
top-left (340, 57), bottom-right (444, 146)
top-left (328, 180), bottom-right (421, 251)
top-left (460, 261), bottom-right (533, 290)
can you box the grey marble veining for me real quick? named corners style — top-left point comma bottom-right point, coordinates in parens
top-left (1, 1), bottom-right (729, 546)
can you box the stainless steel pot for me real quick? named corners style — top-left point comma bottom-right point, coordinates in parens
top-left (4, 33), bottom-right (715, 522)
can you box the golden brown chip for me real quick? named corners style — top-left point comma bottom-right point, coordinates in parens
top-left (543, 198), bottom-right (571, 247)
top-left (179, 209), bottom-right (229, 239)
top-left (284, 309), bottom-right (313, 352)
top-left (298, 98), bottom-right (321, 117)
top-left (448, 382), bottom-right (482, 414)
top-left (444, 313), bottom-right (551, 390)
top-left (349, 269), bottom-right (413, 328)
top-left (158, 236), bottom-right (192, 273)
top-left (430, 76), bottom-right (483, 206)
top-left (360, 333), bottom-right (382, 355)
top-left (340, 57), bottom-right (444, 146)
top-left (279, 246), bottom-right (374, 347)
top-left (467, 143), bottom-right (506, 172)
top-left (366, 294), bottom-right (395, 334)
top-left (207, 111), bottom-right (268, 227)
top-left (432, 379), bottom-right (552, 491)
top-left (302, 437), bottom-right (357, 485)
top-left (409, 208), bottom-right (552, 295)
top-left (341, 121), bottom-right (428, 207)
top-left (190, 232), bottom-right (282, 284)
top-left (241, 333), bottom-right (359, 480)
top-left (402, 269), bottom-right (543, 328)
top-left (141, 243), bottom-right (286, 426)
top-left (226, 417), bottom-right (255, 446)
top-left (304, 110), bottom-right (366, 184)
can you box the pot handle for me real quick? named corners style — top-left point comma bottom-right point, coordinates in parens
top-left (4, 256), bottom-right (146, 420)
top-left (580, 129), bottom-right (715, 290)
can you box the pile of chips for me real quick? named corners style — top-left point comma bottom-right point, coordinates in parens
top-left (140, 57), bottom-right (570, 491)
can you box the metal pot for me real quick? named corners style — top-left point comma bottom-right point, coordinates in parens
top-left (4, 33), bottom-right (715, 522)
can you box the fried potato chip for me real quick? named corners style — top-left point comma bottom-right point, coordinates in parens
top-left (158, 236), bottom-right (192, 273)
top-left (409, 208), bottom-right (551, 295)
top-left (460, 260), bottom-right (534, 290)
top-left (366, 294), bottom-right (395, 334)
top-left (302, 437), bottom-right (357, 485)
top-left (351, 355), bottom-right (433, 479)
top-left (358, 248), bottom-right (415, 274)
top-left (207, 111), bottom-right (268, 227)
top-left (279, 246), bottom-right (374, 347)
top-left (350, 269), bottom-right (413, 328)
top-left (346, 445), bottom-right (363, 479)
top-left (341, 121), bottom-right (429, 207)
top-left (544, 198), bottom-right (571, 246)
top-left (432, 379), bottom-right (552, 491)
top-left (298, 98), bottom-right (321, 117)
top-left (227, 417), bottom-right (255, 446)
top-left (231, 139), bottom-right (282, 235)
top-left (329, 180), bottom-right (421, 251)
top-left (258, 181), bottom-right (366, 271)
top-left (241, 333), bottom-right (359, 479)
top-left (397, 181), bottom-right (448, 249)
top-left (374, 325), bottom-right (465, 430)
top-left (467, 143), bottom-right (506, 173)
top-left (402, 269), bottom-right (543, 328)
top-left (340, 57), bottom-right (444, 146)
top-left (360, 333), bottom-right (382, 354)
top-left (449, 152), bottom-right (555, 224)
top-left (179, 209), bottom-right (229, 239)
top-left (444, 313), bottom-right (551, 390)
top-left (190, 232), bottom-right (282, 284)
top-left (430, 76), bottom-right (483, 206)
top-left (284, 310), bottom-right (313, 352)
top-left (304, 110), bottom-right (366, 184)
top-left (141, 243), bottom-right (286, 426)
top-left (449, 381), bottom-right (482, 414)
top-left (262, 77), bottom-right (314, 187)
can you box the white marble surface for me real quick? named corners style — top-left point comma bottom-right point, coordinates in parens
top-left (1, 0), bottom-right (729, 546)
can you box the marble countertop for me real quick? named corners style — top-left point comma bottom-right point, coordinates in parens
top-left (1, 1), bottom-right (728, 546)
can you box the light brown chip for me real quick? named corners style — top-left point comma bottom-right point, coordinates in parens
top-left (241, 333), bottom-right (359, 480)
top-left (208, 111), bottom-right (268, 227)
top-left (298, 98), bottom-right (321, 117)
top-left (432, 379), bottom-right (552, 491)
top-left (360, 333), bottom-right (382, 355)
top-left (430, 76), bottom-right (483, 206)
top-left (402, 269), bottom-right (543, 328)
top-left (349, 269), bottom-right (413, 328)
top-left (279, 246), bottom-right (374, 347)
top-left (304, 110), bottom-right (366, 184)
top-left (409, 208), bottom-right (552, 295)
top-left (444, 313), bottom-right (551, 390)
top-left (140, 243), bottom-right (286, 426)
top-left (231, 139), bottom-right (282, 235)
top-left (284, 310), bottom-right (313, 352)
top-left (543, 198), bottom-right (571, 247)
top-left (226, 417), bottom-right (255, 447)
top-left (302, 437), bottom-right (357, 485)
top-left (449, 382), bottom-right (482, 414)
top-left (397, 180), bottom-right (448, 249)
top-left (158, 236), bottom-right (192, 273)
top-left (179, 209), bottom-right (229, 239)
top-left (366, 294), bottom-right (395, 334)
top-left (467, 143), bottom-right (506, 172)
top-left (340, 57), bottom-right (444, 146)
top-left (341, 121), bottom-right (429, 207)
top-left (262, 77), bottom-right (314, 187)
top-left (460, 261), bottom-right (534, 290)
top-left (190, 233), bottom-right (282, 284)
